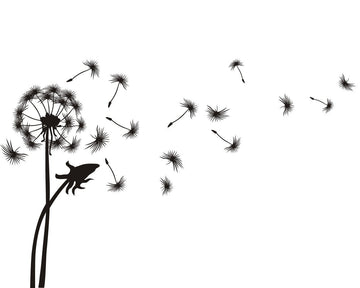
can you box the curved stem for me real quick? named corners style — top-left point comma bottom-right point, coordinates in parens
top-left (106, 163), bottom-right (117, 182)
top-left (108, 118), bottom-right (130, 131)
top-left (169, 109), bottom-right (188, 126)
top-left (30, 180), bottom-right (69, 288)
top-left (29, 100), bottom-right (43, 119)
top-left (39, 130), bottom-right (50, 287)
top-left (214, 131), bottom-right (231, 145)
top-left (236, 66), bottom-right (245, 83)
top-left (310, 97), bottom-right (326, 106)
top-left (69, 68), bottom-right (90, 81)
top-left (108, 82), bottom-right (120, 107)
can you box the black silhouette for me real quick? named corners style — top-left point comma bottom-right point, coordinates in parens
top-left (66, 60), bottom-right (99, 82)
top-left (13, 85), bottom-right (84, 288)
top-left (167, 99), bottom-right (197, 127)
top-left (106, 117), bottom-right (139, 138)
top-left (339, 74), bottom-right (355, 91)
top-left (1, 139), bottom-right (27, 164)
top-left (211, 130), bottom-right (240, 152)
top-left (229, 59), bottom-right (245, 83)
top-left (279, 94), bottom-right (294, 115)
top-left (161, 151), bottom-right (183, 171)
top-left (207, 105), bottom-right (229, 121)
top-left (160, 177), bottom-right (172, 195)
top-left (309, 97), bottom-right (333, 113)
top-left (108, 74), bottom-right (128, 108)
top-left (30, 162), bottom-right (99, 288)
top-left (105, 158), bottom-right (126, 191)
top-left (85, 126), bottom-right (109, 153)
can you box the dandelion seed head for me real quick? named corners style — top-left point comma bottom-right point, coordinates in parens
top-left (160, 177), bottom-right (172, 195)
top-left (279, 94), bottom-right (294, 116)
top-left (110, 74), bottom-right (128, 89)
top-left (161, 150), bottom-right (183, 172)
top-left (225, 136), bottom-right (241, 152)
top-left (123, 121), bottom-right (139, 139)
top-left (83, 60), bottom-right (99, 78)
top-left (323, 99), bottom-right (333, 113)
top-left (339, 74), bottom-right (355, 91)
top-left (229, 59), bottom-right (243, 70)
top-left (181, 99), bottom-right (197, 118)
top-left (1, 140), bottom-right (27, 164)
top-left (76, 117), bottom-right (86, 132)
top-left (85, 126), bottom-right (109, 153)
top-left (107, 176), bottom-right (126, 192)
top-left (207, 105), bottom-right (229, 121)
top-left (64, 137), bottom-right (80, 152)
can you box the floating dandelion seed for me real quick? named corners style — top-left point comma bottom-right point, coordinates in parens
top-left (229, 59), bottom-right (245, 83)
top-left (168, 99), bottom-right (197, 127)
top-left (66, 60), bottom-right (99, 82)
top-left (161, 150), bottom-right (183, 172)
top-left (1, 140), bottom-right (27, 164)
top-left (105, 158), bottom-right (126, 191)
top-left (207, 105), bottom-right (229, 121)
top-left (64, 136), bottom-right (80, 153)
top-left (339, 74), bottom-right (355, 91)
top-left (160, 177), bottom-right (172, 195)
top-left (279, 94), bottom-right (294, 116)
top-left (309, 97), bottom-right (333, 113)
top-left (108, 74), bottom-right (128, 108)
top-left (106, 117), bottom-right (139, 139)
top-left (85, 126), bottom-right (109, 153)
top-left (211, 130), bottom-right (240, 152)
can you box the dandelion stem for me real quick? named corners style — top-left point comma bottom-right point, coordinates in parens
top-left (38, 130), bottom-right (51, 287)
top-left (30, 179), bottom-right (69, 288)
top-left (212, 130), bottom-right (232, 145)
top-left (108, 82), bottom-right (121, 108)
top-left (23, 113), bottom-right (41, 122)
top-left (36, 95), bottom-right (48, 114)
top-left (168, 110), bottom-right (189, 127)
top-left (67, 68), bottom-right (90, 82)
top-left (29, 127), bottom-right (43, 134)
top-left (106, 117), bottom-right (130, 131)
top-left (310, 97), bottom-right (326, 106)
top-left (54, 128), bottom-right (71, 145)
top-left (236, 66), bottom-right (245, 83)
top-left (29, 100), bottom-right (43, 119)
top-left (60, 108), bottom-right (74, 121)
top-left (106, 160), bottom-right (117, 182)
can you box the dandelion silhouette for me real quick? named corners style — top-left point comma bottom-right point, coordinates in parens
top-left (207, 105), bottom-right (229, 121)
top-left (279, 94), bottom-right (294, 116)
top-left (1, 139), bottom-right (27, 164)
top-left (30, 161), bottom-right (99, 288)
top-left (85, 126), bottom-right (109, 153)
top-left (108, 74), bottom-right (128, 108)
top-left (309, 97), bottom-right (333, 113)
top-left (106, 117), bottom-right (139, 138)
top-left (105, 158), bottom-right (126, 191)
top-left (229, 59), bottom-right (245, 83)
top-left (167, 99), bottom-right (197, 128)
top-left (13, 85), bottom-right (85, 288)
top-left (161, 150), bottom-right (183, 172)
top-left (66, 60), bottom-right (99, 82)
top-left (211, 130), bottom-right (240, 152)
top-left (339, 74), bottom-right (355, 91)
top-left (160, 176), bottom-right (172, 195)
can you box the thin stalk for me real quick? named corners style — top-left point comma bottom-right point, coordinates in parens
top-left (106, 162), bottom-right (117, 182)
top-left (212, 130), bottom-right (231, 145)
top-left (59, 108), bottom-right (74, 121)
top-left (108, 82), bottom-right (121, 107)
top-left (310, 97), bottom-right (326, 106)
top-left (106, 117), bottom-right (130, 131)
top-left (236, 66), bottom-right (245, 83)
top-left (67, 68), bottom-right (90, 82)
top-left (168, 110), bottom-right (188, 127)
top-left (36, 96), bottom-right (48, 114)
top-left (29, 100), bottom-right (43, 119)
top-left (30, 180), bottom-right (69, 288)
top-left (38, 130), bottom-right (50, 287)
top-left (23, 113), bottom-right (41, 122)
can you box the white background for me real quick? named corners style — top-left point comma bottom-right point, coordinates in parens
top-left (1, 0), bottom-right (360, 287)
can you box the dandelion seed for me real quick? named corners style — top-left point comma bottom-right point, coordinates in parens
top-left (309, 97), bottom-right (333, 113)
top-left (161, 150), bottom-right (183, 172)
top-left (108, 74), bottom-right (128, 108)
top-left (339, 74), bottom-right (355, 91)
top-left (85, 126), bottom-right (109, 153)
top-left (160, 177), bottom-right (172, 195)
top-left (279, 94), bottom-right (294, 116)
top-left (105, 158), bottom-right (126, 192)
top-left (211, 130), bottom-right (240, 152)
top-left (168, 99), bottom-right (197, 127)
top-left (64, 136), bottom-right (80, 152)
top-left (229, 59), bottom-right (245, 83)
top-left (66, 60), bottom-right (99, 82)
top-left (206, 105), bottom-right (229, 121)
top-left (106, 117), bottom-right (139, 139)
top-left (1, 140), bottom-right (27, 164)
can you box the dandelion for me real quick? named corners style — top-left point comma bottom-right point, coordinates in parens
top-left (339, 74), bottom-right (355, 91)
top-left (229, 59), bottom-right (245, 83)
top-left (105, 158), bottom-right (126, 191)
top-left (1, 139), bottom-right (27, 164)
top-left (309, 97), bottom-right (333, 113)
top-left (160, 177), bottom-right (172, 195)
top-left (85, 126), bottom-right (109, 153)
top-left (211, 130), bottom-right (240, 152)
top-left (66, 60), bottom-right (99, 82)
top-left (106, 117), bottom-right (139, 139)
top-left (206, 105), bottom-right (229, 121)
top-left (279, 94), bottom-right (294, 116)
top-left (161, 150), bottom-right (183, 172)
top-left (167, 99), bottom-right (197, 128)
top-left (108, 74), bottom-right (128, 108)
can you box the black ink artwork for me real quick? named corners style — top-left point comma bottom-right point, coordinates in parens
top-left (108, 74), bottom-right (128, 108)
top-left (160, 176), bottom-right (172, 195)
top-left (339, 74), bottom-right (355, 91)
top-left (1, 139), bottom-right (27, 164)
top-left (229, 59), bottom-right (245, 83)
top-left (30, 162), bottom-right (99, 288)
top-left (85, 126), bottom-right (109, 153)
top-left (206, 105), bottom-right (229, 121)
top-left (66, 60), bottom-right (99, 82)
top-left (106, 117), bottom-right (139, 138)
top-left (211, 130), bottom-right (240, 152)
top-left (105, 158), bottom-right (126, 191)
top-left (167, 99), bottom-right (197, 128)
top-left (161, 150), bottom-right (183, 171)
top-left (279, 94), bottom-right (294, 116)
top-left (309, 97), bottom-right (333, 113)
